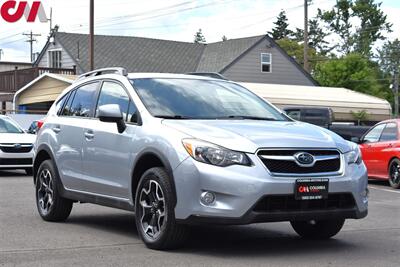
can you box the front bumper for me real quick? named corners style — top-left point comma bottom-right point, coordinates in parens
top-left (0, 151), bottom-right (34, 169)
top-left (173, 153), bottom-right (368, 224)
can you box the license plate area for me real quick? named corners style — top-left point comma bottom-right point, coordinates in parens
top-left (295, 179), bottom-right (329, 200)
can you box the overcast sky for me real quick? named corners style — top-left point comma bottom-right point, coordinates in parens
top-left (0, 0), bottom-right (399, 62)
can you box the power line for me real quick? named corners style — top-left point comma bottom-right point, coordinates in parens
top-left (69, 0), bottom-right (238, 31)
top-left (0, 38), bottom-right (26, 46)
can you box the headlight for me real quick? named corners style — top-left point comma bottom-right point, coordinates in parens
top-left (345, 143), bottom-right (362, 165)
top-left (182, 139), bottom-right (251, 167)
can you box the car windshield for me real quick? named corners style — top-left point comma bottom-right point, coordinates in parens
top-left (131, 78), bottom-right (287, 121)
top-left (0, 117), bottom-right (24, 134)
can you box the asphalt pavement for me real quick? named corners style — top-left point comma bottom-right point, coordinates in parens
top-left (1, 170), bottom-right (399, 267)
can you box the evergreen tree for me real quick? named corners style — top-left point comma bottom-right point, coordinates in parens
top-left (222, 35), bottom-right (228, 42)
top-left (268, 10), bottom-right (293, 40)
top-left (194, 29), bottom-right (206, 44)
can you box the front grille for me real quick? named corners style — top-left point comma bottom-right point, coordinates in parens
top-left (0, 158), bottom-right (32, 165)
top-left (0, 144), bottom-right (33, 153)
top-left (253, 193), bottom-right (355, 213)
top-left (258, 149), bottom-right (341, 175)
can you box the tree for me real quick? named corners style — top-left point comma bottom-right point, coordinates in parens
top-left (277, 38), bottom-right (319, 72)
top-left (294, 19), bottom-right (331, 55)
top-left (221, 35), bottom-right (228, 42)
top-left (317, 0), bottom-right (392, 56)
top-left (268, 10), bottom-right (293, 40)
top-left (378, 38), bottom-right (400, 75)
top-left (194, 29), bottom-right (206, 44)
top-left (314, 53), bottom-right (390, 99)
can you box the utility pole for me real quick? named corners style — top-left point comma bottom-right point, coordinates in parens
top-left (89, 0), bottom-right (94, 70)
top-left (23, 31), bottom-right (41, 62)
top-left (394, 70), bottom-right (399, 118)
top-left (303, 0), bottom-right (309, 72)
top-left (0, 49), bottom-right (3, 61)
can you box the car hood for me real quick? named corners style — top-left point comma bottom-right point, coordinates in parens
top-left (162, 120), bottom-right (351, 154)
top-left (0, 133), bottom-right (36, 144)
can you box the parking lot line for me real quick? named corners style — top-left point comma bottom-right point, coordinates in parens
top-left (369, 186), bottom-right (400, 194)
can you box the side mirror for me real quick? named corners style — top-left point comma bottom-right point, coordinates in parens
top-left (98, 104), bottom-right (126, 133)
top-left (351, 137), bottom-right (360, 144)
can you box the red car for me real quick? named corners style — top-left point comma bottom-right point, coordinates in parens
top-left (359, 119), bottom-right (400, 189)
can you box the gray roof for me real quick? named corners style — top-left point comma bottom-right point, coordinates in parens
top-left (42, 33), bottom-right (268, 74)
top-left (55, 32), bottom-right (205, 73)
top-left (196, 35), bottom-right (265, 72)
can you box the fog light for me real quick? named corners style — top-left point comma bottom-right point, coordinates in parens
top-left (200, 191), bottom-right (216, 206)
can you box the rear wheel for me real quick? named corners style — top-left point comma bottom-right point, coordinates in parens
top-left (35, 160), bottom-right (73, 221)
top-left (290, 219), bottom-right (345, 239)
top-left (135, 167), bottom-right (188, 250)
top-left (389, 159), bottom-right (400, 189)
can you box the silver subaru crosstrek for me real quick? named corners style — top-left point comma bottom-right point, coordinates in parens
top-left (34, 68), bottom-right (368, 250)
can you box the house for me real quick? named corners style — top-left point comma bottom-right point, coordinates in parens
top-left (34, 32), bottom-right (317, 86)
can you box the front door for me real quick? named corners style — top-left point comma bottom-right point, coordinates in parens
top-left (359, 123), bottom-right (386, 177)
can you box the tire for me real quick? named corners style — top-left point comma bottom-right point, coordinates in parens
top-left (290, 219), bottom-right (345, 239)
top-left (388, 158), bottom-right (400, 189)
top-left (25, 168), bottom-right (33, 176)
top-left (135, 167), bottom-right (188, 250)
top-left (35, 160), bottom-right (73, 222)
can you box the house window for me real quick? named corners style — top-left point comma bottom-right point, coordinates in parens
top-left (261, 53), bottom-right (272, 73)
top-left (48, 50), bottom-right (62, 68)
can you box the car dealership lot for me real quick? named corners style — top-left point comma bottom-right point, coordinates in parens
top-left (1, 171), bottom-right (399, 267)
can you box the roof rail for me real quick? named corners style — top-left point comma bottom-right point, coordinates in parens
top-left (78, 67), bottom-right (128, 80)
top-left (186, 72), bottom-right (228, 80)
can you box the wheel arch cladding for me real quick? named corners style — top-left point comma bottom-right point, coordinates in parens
top-left (131, 150), bottom-right (177, 206)
top-left (33, 148), bottom-right (52, 184)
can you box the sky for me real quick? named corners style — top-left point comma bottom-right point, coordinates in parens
top-left (0, 0), bottom-right (399, 62)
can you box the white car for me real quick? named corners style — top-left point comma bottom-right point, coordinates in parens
top-left (0, 115), bottom-right (36, 175)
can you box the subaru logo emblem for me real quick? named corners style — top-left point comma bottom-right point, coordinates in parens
top-left (294, 152), bottom-right (315, 166)
top-left (14, 144), bottom-right (21, 149)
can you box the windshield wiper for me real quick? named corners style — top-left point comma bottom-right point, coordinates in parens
top-left (154, 115), bottom-right (192, 120)
top-left (217, 115), bottom-right (278, 121)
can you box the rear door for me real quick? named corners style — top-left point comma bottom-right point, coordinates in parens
top-left (374, 122), bottom-right (398, 177)
top-left (359, 123), bottom-right (386, 177)
top-left (54, 82), bottom-right (100, 190)
top-left (81, 80), bottom-right (139, 199)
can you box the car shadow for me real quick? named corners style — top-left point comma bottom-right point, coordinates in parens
top-left (65, 213), bottom-right (357, 256)
top-left (368, 179), bottom-right (389, 186)
top-left (177, 225), bottom-right (356, 257)
top-left (67, 212), bottom-right (139, 237)
top-left (0, 170), bottom-right (28, 177)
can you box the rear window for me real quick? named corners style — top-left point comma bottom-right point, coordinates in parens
top-left (380, 123), bottom-right (398, 142)
top-left (61, 82), bottom-right (99, 117)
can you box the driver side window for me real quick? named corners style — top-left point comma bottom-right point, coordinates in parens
top-left (363, 124), bottom-right (386, 143)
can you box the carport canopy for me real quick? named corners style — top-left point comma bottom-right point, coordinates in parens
top-left (240, 82), bottom-right (392, 122)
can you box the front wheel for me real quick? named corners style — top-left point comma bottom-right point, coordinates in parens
top-left (135, 167), bottom-right (188, 250)
top-left (389, 159), bottom-right (400, 189)
top-left (290, 219), bottom-right (345, 239)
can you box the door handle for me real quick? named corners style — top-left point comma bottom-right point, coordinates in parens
top-left (52, 125), bottom-right (61, 133)
top-left (84, 130), bottom-right (94, 140)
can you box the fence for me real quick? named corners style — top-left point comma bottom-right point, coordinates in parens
top-left (0, 66), bottom-right (76, 93)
